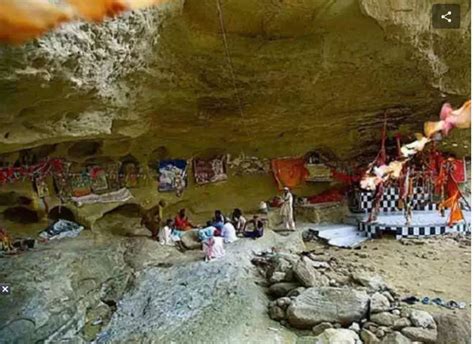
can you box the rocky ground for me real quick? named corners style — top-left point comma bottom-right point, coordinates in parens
top-left (255, 231), bottom-right (471, 344)
top-left (0, 216), bottom-right (470, 343)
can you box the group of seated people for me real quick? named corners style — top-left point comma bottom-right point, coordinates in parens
top-left (158, 208), bottom-right (265, 261)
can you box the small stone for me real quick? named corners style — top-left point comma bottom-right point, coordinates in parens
top-left (401, 327), bottom-right (437, 343)
top-left (370, 293), bottom-right (391, 313)
top-left (409, 309), bottom-right (436, 329)
top-left (352, 272), bottom-right (387, 291)
top-left (293, 257), bottom-right (329, 287)
top-left (349, 322), bottom-right (361, 333)
top-left (315, 329), bottom-right (361, 343)
top-left (333, 322), bottom-right (342, 329)
top-left (309, 261), bottom-right (331, 269)
top-left (371, 312), bottom-right (399, 327)
top-left (268, 282), bottom-right (299, 297)
top-left (362, 321), bottom-right (378, 330)
top-left (287, 286), bottom-right (306, 298)
top-left (391, 309), bottom-right (400, 316)
top-left (276, 297), bottom-right (291, 309)
top-left (312, 322), bottom-right (333, 336)
top-left (361, 329), bottom-right (380, 343)
top-left (381, 331), bottom-right (412, 344)
top-left (269, 305), bottom-right (286, 321)
top-left (376, 328), bottom-right (385, 338)
top-left (269, 271), bottom-right (287, 284)
top-left (382, 291), bottom-right (395, 303)
top-left (393, 317), bottom-right (411, 330)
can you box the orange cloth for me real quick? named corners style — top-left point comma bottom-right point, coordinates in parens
top-left (0, 0), bottom-right (169, 43)
top-left (439, 191), bottom-right (463, 226)
top-left (271, 158), bottom-right (309, 190)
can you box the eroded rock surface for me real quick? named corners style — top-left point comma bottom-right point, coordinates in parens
top-left (0, 0), bottom-right (470, 159)
top-left (0, 228), bottom-right (304, 343)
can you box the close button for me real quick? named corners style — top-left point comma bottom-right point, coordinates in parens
top-left (432, 4), bottom-right (461, 29)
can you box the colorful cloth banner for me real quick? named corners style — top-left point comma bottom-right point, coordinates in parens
top-left (89, 166), bottom-right (109, 193)
top-left (0, 158), bottom-right (64, 184)
top-left (271, 158), bottom-right (308, 189)
top-left (70, 171), bottom-right (92, 198)
top-left (193, 156), bottom-right (227, 185)
top-left (158, 159), bottom-right (187, 192)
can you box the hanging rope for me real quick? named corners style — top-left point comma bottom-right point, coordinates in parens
top-left (216, 0), bottom-right (245, 119)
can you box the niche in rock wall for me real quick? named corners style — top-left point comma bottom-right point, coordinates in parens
top-left (148, 146), bottom-right (170, 167)
top-left (0, 192), bottom-right (19, 206)
top-left (3, 206), bottom-right (39, 223)
top-left (68, 141), bottom-right (103, 160)
top-left (14, 145), bottom-right (57, 166)
top-left (48, 206), bottom-right (75, 222)
top-left (119, 155), bottom-right (140, 188)
top-left (0, 192), bottom-right (33, 207)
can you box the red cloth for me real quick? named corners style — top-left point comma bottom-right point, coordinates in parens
top-left (331, 169), bottom-right (360, 184)
top-left (0, 159), bottom-right (64, 184)
top-left (451, 159), bottom-right (466, 183)
top-left (174, 215), bottom-right (192, 231)
top-left (307, 188), bottom-right (344, 204)
top-left (271, 158), bottom-right (309, 189)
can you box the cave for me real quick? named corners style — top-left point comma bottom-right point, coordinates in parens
top-left (48, 206), bottom-right (76, 222)
top-left (0, 1), bottom-right (471, 343)
top-left (3, 206), bottom-right (39, 224)
top-left (68, 140), bottom-right (103, 159)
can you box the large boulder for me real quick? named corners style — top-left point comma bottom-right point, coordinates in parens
top-left (315, 329), bottom-right (360, 344)
top-left (293, 257), bottom-right (329, 288)
top-left (370, 293), bottom-right (391, 314)
top-left (286, 287), bottom-right (369, 329)
top-left (409, 309), bottom-right (436, 329)
top-left (180, 230), bottom-right (201, 250)
top-left (352, 272), bottom-right (387, 292)
top-left (434, 313), bottom-right (471, 344)
top-left (401, 327), bottom-right (437, 343)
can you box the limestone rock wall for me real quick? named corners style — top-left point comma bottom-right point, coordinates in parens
top-left (0, 0), bottom-right (470, 160)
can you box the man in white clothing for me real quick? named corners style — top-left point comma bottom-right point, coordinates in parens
top-left (280, 187), bottom-right (296, 230)
top-left (221, 220), bottom-right (238, 243)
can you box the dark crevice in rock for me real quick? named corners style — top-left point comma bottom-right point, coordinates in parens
top-left (3, 206), bottom-right (39, 223)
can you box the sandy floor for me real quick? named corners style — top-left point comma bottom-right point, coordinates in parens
top-left (306, 234), bottom-right (471, 315)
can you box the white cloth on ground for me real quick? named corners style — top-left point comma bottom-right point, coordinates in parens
top-left (221, 222), bottom-right (238, 243)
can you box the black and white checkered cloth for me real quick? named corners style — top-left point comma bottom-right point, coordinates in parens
top-left (355, 187), bottom-right (439, 213)
top-left (359, 221), bottom-right (471, 239)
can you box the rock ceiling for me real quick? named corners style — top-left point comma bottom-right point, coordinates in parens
top-left (0, 0), bottom-right (470, 162)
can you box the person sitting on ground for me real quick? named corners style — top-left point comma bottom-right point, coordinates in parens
top-left (243, 215), bottom-right (265, 239)
top-left (221, 219), bottom-right (238, 244)
top-left (198, 222), bottom-right (217, 242)
top-left (174, 208), bottom-right (196, 231)
top-left (203, 236), bottom-right (225, 262)
top-left (232, 208), bottom-right (247, 235)
top-left (159, 219), bottom-right (174, 246)
top-left (0, 227), bottom-right (14, 252)
top-left (211, 210), bottom-right (225, 230)
top-left (141, 200), bottom-right (166, 241)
